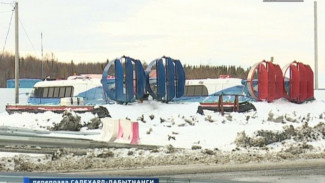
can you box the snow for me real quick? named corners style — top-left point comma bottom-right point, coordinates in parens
top-left (0, 88), bottom-right (325, 173)
top-left (0, 89), bottom-right (325, 152)
top-left (0, 88), bottom-right (31, 113)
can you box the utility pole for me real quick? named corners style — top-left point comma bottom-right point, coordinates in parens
top-left (314, 1), bottom-right (318, 90)
top-left (14, 2), bottom-right (19, 104)
top-left (41, 32), bottom-right (44, 80)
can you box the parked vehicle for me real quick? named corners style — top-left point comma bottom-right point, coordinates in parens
top-left (28, 75), bottom-right (106, 105)
top-left (6, 75), bottom-right (110, 117)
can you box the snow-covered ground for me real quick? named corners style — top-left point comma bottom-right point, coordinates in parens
top-left (1, 89), bottom-right (325, 152)
top-left (1, 89), bottom-right (325, 173)
top-left (0, 88), bottom-right (32, 112)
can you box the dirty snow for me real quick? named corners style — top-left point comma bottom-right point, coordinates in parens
top-left (0, 90), bottom-right (325, 151)
top-left (0, 89), bottom-right (325, 172)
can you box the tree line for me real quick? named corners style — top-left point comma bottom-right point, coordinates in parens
top-left (0, 52), bottom-right (250, 88)
top-left (183, 64), bottom-right (249, 80)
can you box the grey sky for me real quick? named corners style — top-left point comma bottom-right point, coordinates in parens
top-left (0, 0), bottom-right (324, 73)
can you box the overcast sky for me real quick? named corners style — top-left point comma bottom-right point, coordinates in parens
top-left (0, 0), bottom-right (324, 73)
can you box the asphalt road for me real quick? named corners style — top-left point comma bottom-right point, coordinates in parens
top-left (1, 159), bottom-right (324, 183)
top-left (169, 165), bottom-right (325, 183)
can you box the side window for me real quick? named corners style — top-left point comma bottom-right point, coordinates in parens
top-left (36, 86), bottom-right (75, 98)
top-left (33, 88), bottom-right (39, 97)
top-left (194, 86), bottom-right (202, 96)
top-left (65, 87), bottom-right (73, 97)
top-left (186, 86), bottom-right (195, 96)
top-left (201, 86), bottom-right (208, 95)
top-left (33, 88), bottom-right (38, 97)
top-left (59, 87), bottom-right (65, 98)
top-left (48, 87), bottom-right (54, 98)
top-left (37, 88), bottom-right (44, 97)
top-left (53, 87), bottom-right (60, 98)
top-left (184, 85), bottom-right (208, 96)
top-left (42, 88), bottom-right (48, 98)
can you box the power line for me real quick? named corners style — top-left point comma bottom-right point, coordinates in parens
top-left (0, 7), bottom-right (14, 61)
top-left (19, 18), bottom-right (37, 54)
top-left (0, 1), bottom-right (14, 8)
top-left (1, 2), bottom-right (38, 60)
top-left (0, 1), bottom-right (13, 5)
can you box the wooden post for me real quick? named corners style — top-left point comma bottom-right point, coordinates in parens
top-left (218, 94), bottom-right (224, 115)
top-left (234, 95), bottom-right (239, 112)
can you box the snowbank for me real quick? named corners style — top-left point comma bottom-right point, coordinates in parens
top-left (1, 90), bottom-right (325, 172)
top-left (0, 91), bottom-right (325, 151)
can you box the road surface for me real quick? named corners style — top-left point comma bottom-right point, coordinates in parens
top-left (2, 159), bottom-right (324, 183)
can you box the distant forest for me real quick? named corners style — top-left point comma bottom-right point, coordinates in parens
top-left (0, 53), bottom-right (250, 88)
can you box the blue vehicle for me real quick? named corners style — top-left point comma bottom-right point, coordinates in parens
top-left (28, 75), bottom-right (107, 105)
top-left (174, 78), bottom-right (254, 103)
